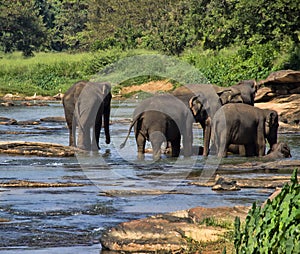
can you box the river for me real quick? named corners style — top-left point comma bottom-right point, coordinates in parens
top-left (0, 99), bottom-right (299, 253)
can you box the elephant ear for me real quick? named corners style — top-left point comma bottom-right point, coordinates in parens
top-left (229, 87), bottom-right (243, 103)
top-left (189, 96), bottom-right (202, 116)
top-left (217, 89), bottom-right (231, 105)
top-left (268, 110), bottom-right (279, 126)
top-left (265, 110), bottom-right (279, 135)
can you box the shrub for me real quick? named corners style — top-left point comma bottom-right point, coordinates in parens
top-left (234, 169), bottom-right (300, 254)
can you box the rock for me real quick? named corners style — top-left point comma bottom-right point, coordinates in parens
top-left (259, 70), bottom-right (300, 85)
top-left (24, 95), bottom-right (55, 101)
top-left (1, 101), bottom-right (14, 107)
top-left (255, 94), bottom-right (300, 128)
top-left (101, 206), bottom-right (249, 253)
top-left (0, 141), bottom-right (75, 157)
top-left (53, 93), bottom-right (64, 100)
top-left (21, 101), bottom-right (49, 106)
top-left (0, 180), bottom-right (85, 188)
top-left (0, 117), bottom-right (17, 125)
top-left (211, 175), bottom-right (241, 191)
top-left (40, 116), bottom-right (66, 122)
top-left (17, 120), bottom-right (40, 125)
top-left (254, 86), bottom-right (274, 102)
top-left (3, 93), bottom-right (22, 100)
top-left (290, 86), bottom-right (300, 94)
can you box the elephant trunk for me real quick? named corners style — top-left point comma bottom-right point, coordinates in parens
top-left (203, 117), bottom-right (212, 156)
top-left (104, 95), bottom-right (111, 144)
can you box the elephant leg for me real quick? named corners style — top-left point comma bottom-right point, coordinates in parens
top-left (136, 133), bottom-right (146, 160)
top-left (257, 131), bottom-right (266, 157)
top-left (94, 115), bottom-right (102, 150)
top-left (217, 133), bottom-right (228, 158)
top-left (238, 145), bottom-right (246, 156)
top-left (69, 127), bottom-right (74, 146)
top-left (170, 138), bottom-right (180, 157)
top-left (103, 100), bottom-right (111, 145)
top-left (78, 127), bottom-right (92, 150)
top-left (203, 117), bottom-right (212, 156)
top-left (245, 144), bottom-right (255, 156)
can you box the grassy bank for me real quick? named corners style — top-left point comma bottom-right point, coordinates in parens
top-left (0, 45), bottom-right (295, 96)
top-left (0, 51), bottom-right (91, 96)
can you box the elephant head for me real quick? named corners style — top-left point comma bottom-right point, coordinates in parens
top-left (266, 142), bottom-right (291, 159)
top-left (189, 93), bottom-right (214, 156)
top-left (189, 93), bottom-right (210, 126)
top-left (264, 109), bottom-right (279, 149)
top-left (232, 80), bottom-right (257, 105)
top-left (217, 87), bottom-right (243, 105)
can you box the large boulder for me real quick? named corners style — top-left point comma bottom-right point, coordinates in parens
top-left (101, 206), bottom-right (249, 253)
top-left (256, 70), bottom-right (300, 102)
top-left (255, 70), bottom-right (300, 128)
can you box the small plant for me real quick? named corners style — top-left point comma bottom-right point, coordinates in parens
top-left (234, 169), bottom-right (300, 254)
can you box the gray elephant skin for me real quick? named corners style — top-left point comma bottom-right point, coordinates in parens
top-left (264, 142), bottom-right (291, 159)
top-left (211, 103), bottom-right (279, 157)
top-left (121, 94), bottom-right (194, 160)
top-left (62, 80), bottom-right (112, 151)
top-left (185, 81), bottom-right (256, 156)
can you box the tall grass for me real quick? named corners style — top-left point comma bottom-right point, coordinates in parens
top-left (0, 51), bottom-right (91, 96)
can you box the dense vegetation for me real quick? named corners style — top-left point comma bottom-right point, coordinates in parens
top-left (234, 169), bottom-right (300, 254)
top-left (0, 0), bottom-right (300, 95)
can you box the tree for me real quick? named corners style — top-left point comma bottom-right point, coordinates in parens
top-left (0, 1), bottom-right (47, 56)
top-left (50, 0), bottom-right (89, 51)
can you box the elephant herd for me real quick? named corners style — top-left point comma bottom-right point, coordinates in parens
top-left (62, 80), bottom-right (291, 160)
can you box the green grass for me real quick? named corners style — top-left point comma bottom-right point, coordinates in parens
top-left (0, 51), bottom-right (91, 96)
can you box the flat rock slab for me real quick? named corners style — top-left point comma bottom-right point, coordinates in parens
top-left (0, 180), bottom-right (85, 188)
top-left (0, 141), bottom-right (75, 157)
top-left (100, 206), bottom-right (249, 253)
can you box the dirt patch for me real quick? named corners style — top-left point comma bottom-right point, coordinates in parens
top-left (121, 80), bottom-right (173, 95)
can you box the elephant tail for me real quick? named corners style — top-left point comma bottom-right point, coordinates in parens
top-left (120, 115), bottom-right (140, 149)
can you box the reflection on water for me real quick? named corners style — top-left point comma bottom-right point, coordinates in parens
top-left (0, 100), bottom-right (299, 253)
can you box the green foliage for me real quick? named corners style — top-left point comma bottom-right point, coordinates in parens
top-left (234, 169), bottom-right (300, 254)
top-left (0, 1), bottom-right (48, 56)
top-left (181, 42), bottom-right (287, 86)
top-left (0, 52), bottom-right (90, 95)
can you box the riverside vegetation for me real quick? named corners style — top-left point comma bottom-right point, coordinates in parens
top-left (1, 1), bottom-right (300, 96)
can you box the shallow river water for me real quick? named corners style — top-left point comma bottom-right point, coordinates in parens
top-left (0, 100), bottom-right (299, 253)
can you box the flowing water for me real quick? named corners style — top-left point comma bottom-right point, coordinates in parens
top-left (0, 100), bottom-right (299, 253)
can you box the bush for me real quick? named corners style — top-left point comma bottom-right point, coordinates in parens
top-left (181, 43), bottom-right (291, 86)
top-left (234, 169), bottom-right (300, 254)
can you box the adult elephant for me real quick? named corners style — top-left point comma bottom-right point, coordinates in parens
top-left (120, 94), bottom-right (194, 160)
top-left (211, 103), bottom-right (278, 157)
top-left (62, 81), bottom-right (112, 151)
top-left (172, 83), bottom-right (243, 107)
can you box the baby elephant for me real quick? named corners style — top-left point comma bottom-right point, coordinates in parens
top-left (264, 142), bottom-right (292, 159)
top-left (120, 94), bottom-right (194, 161)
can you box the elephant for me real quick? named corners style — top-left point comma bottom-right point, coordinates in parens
top-left (62, 80), bottom-right (112, 151)
top-left (186, 81), bottom-right (257, 156)
top-left (210, 103), bottom-right (279, 157)
top-left (172, 83), bottom-right (243, 108)
top-left (120, 94), bottom-right (194, 160)
top-left (230, 79), bottom-right (257, 106)
top-left (264, 142), bottom-right (291, 159)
